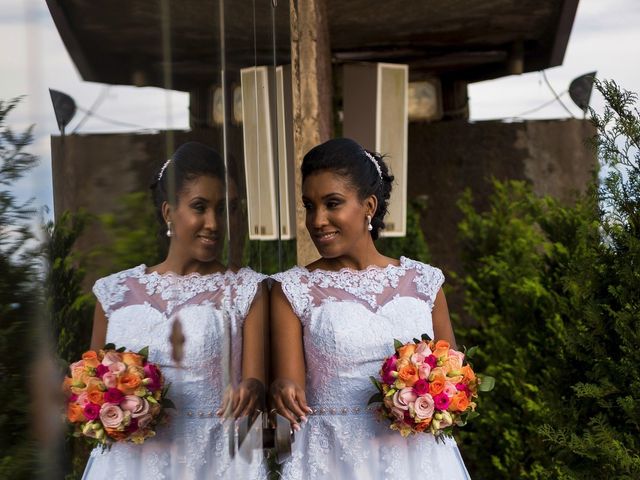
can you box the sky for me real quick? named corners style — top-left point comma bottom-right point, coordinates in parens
top-left (1, 0), bottom-right (639, 219)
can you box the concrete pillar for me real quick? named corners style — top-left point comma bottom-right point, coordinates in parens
top-left (289, 0), bottom-right (332, 266)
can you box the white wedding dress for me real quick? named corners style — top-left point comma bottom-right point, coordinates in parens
top-left (82, 265), bottom-right (267, 480)
top-left (273, 256), bottom-right (471, 479)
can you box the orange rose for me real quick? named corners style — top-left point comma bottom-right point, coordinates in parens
top-left (429, 374), bottom-right (446, 395)
top-left (105, 427), bottom-right (129, 441)
top-left (67, 403), bottom-right (86, 423)
top-left (414, 418), bottom-right (432, 432)
top-left (117, 373), bottom-right (142, 395)
top-left (396, 357), bottom-right (410, 370)
top-left (122, 352), bottom-right (144, 367)
top-left (397, 343), bottom-right (417, 359)
top-left (433, 340), bottom-right (450, 358)
top-left (461, 365), bottom-right (476, 383)
top-left (449, 391), bottom-right (470, 412)
top-left (62, 377), bottom-right (73, 395)
top-left (82, 351), bottom-right (100, 368)
top-left (127, 365), bottom-right (145, 378)
top-left (87, 389), bottom-right (105, 405)
top-left (397, 365), bottom-right (419, 387)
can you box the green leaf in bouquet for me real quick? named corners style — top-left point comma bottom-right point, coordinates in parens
top-left (393, 339), bottom-right (403, 351)
top-left (367, 393), bottom-right (383, 405)
top-left (116, 346), bottom-right (126, 353)
top-left (413, 338), bottom-right (420, 344)
top-left (161, 398), bottom-right (176, 409)
top-left (421, 333), bottom-right (432, 342)
top-left (477, 375), bottom-right (495, 392)
top-left (465, 346), bottom-right (479, 358)
top-left (147, 395), bottom-right (159, 404)
top-left (369, 376), bottom-right (383, 392)
top-left (103, 343), bottom-right (116, 350)
top-left (137, 346), bottom-right (149, 360)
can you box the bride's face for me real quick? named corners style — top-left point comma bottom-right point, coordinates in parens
top-left (302, 170), bottom-right (371, 258)
top-left (165, 175), bottom-right (226, 263)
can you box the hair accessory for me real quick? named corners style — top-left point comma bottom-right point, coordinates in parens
top-left (366, 215), bottom-right (373, 232)
top-left (157, 158), bottom-right (171, 181)
top-left (166, 221), bottom-right (173, 237)
top-left (363, 150), bottom-right (383, 179)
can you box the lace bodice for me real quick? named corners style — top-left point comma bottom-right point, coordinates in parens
top-left (85, 265), bottom-right (267, 480)
top-left (93, 265), bottom-right (266, 412)
top-left (272, 257), bottom-right (444, 410)
top-left (273, 258), bottom-right (469, 480)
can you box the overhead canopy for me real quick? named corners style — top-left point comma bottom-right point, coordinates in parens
top-left (47, 0), bottom-right (578, 91)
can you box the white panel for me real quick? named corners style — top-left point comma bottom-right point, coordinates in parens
top-left (377, 63), bottom-right (408, 237)
top-left (240, 66), bottom-right (278, 240)
top-left (343, 62), bottom-right (408, 237)
top-left (276, 65), bottom-right (296, 239)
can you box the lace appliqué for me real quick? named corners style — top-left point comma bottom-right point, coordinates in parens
top-left (412, 261), bottom-right (444, 310)
top-left (231, 268), bottom-right (267, 319)
top-left (138, 270), bottom-right (226, 316)
top-left (92, 265), bottom-right (145, 317)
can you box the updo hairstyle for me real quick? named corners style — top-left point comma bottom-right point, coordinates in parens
top-left (301, 137), bottom-right (394, 240)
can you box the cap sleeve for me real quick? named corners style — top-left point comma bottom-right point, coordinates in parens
top-left (271, 268), bottom-right (312, 320)
top-left (412, 262), bottom-right (445, 311)
top-left (231, 268), bottom-right (267, 319)
top-left (91, 265), bottom-right (145, 318)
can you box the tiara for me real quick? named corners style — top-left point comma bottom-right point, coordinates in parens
top-left (157, 158), bottom-right (171, 181)
top-left (363, 150), bottom-right (383, 179)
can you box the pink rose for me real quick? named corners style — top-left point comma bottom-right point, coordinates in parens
top-left (413, 394), bottom-right (435, 421)
top-left (443, 381), bottom-right (458, 398)
top-left (136, 413), bottom-right (153, 429)
top-left (108, 362), bottom-right (126, 375)
top-left (103, 388), bottom-right (124, 404)
top-left (120, 395), bottom-right (150, 418)
top-left (381, 356), bottom-right (398, 384)
top-left (102, 372), bottom-right (117, 389)
top-left (456, 383), bottom-right (471, 396)
top-left (76, 392), bottom-right (90, 407)
top-left (412, 353), bottom-right (426, 365)
top-left (68, 393), bottom-right (78, 403)
top-left (101, 351), bottom-right (123, 366)
top-left (390, 406), bottom-right (405, 421)
top-left (99, 403), bottom-right (125, 429)
top-left (418, 364), bottom-right (432, 380)
top-left (443, 355), bottom-right (463, 373)
top-left (425, 355), bottom-right (437, 369)
top-left (143, 363), bottom-right (162, 392)
top-left (449, 349), bottom-right (465, 363)
top-left (413, 379), bottom-right (430, 396)
top-left (83, 403), bottom-right (101, 421)
top-left (392, 387), bottom-right (417, 411)
top-left (95, 364), bottom-right (109, 378)
top-left (433, 392), bottom-right (451, 411)
top-left (415, 341), bottom-right (432, 357)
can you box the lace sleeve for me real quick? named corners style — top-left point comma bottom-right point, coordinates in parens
top-left (412, 262), bottom-right (445, 311)
top-left (271, 268), bottom-right (312, 321)
top-left (92, 274), bottom-right (127, 318)
top-left (232, 268), bottom-right (267, 320)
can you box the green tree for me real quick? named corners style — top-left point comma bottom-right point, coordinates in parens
top-left (0, 97), bottom-right (40, 478)
top-left (456, 80), bottom-right (640, 478)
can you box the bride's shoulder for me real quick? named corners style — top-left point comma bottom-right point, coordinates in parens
top-left (400, 257), bottom-right (445, 281)
top-left (93, 264), bottom-right (146, 288)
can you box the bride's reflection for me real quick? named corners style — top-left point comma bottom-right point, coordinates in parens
top-left (81, 142), bottom-right (267, 479)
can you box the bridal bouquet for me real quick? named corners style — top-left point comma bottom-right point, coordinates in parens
top-left (63, 344), bottom-right (173, 446)
top-left (369, 335), bottom-right (493, 438)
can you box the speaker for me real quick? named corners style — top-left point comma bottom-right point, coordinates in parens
top-left (240, 65), bottom-right (296, 240)
top-left (343, 63), bottom-right (408, 237)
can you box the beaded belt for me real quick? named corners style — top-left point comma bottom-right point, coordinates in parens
top-left (173, 407), bottom-right (221, 419)
top-left (309, 405), bottom-right (378, 416)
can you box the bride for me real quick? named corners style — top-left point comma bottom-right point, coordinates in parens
top-left (270, 138), bottom-right (470, 479)
top-left (82, 142), bottom-right (267, 479)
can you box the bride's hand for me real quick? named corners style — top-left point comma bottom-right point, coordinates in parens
top-left (216, 378), bottom-right (265, 419)
top-left (270, 378), bottom-right (312, 431)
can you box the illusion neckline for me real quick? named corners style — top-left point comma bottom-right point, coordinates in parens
top-left (136, 264), bottom-right (228, 280)
top-left (301, 256), bottom-right (409, 275)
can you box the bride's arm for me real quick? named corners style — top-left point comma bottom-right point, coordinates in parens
top-left (270, 282), bottom-right (311, 431)
top-left (432, 288), bottom-right (458, 348)
top-left (232, 281), bottom-right (269, 417)
top-left (89, 303), bottom-right (108, 351)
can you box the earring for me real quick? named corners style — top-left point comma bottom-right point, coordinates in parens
top-left (166, 221), bottom-right (173, 237)
top-left (366, 215), bottom-right (373, 232)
